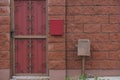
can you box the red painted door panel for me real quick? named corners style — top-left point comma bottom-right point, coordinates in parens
top-left (32, 39), bottom-right (46, 73)
top-left (32, 1), bottom-right (46, 35)
top-left (14, 0), bottom-right (46, 36)
top-left (14, 1), bottom-right (29, 35)
top-left (15, 39), bottom-right (29, 73)
top-left (14, 0), bottom-right (46, 74)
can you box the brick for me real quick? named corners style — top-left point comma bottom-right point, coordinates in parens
top-left (109, 51), bottom-right (120, 60)
top-left (48, 6), bottom-right (65, 15)
top-left (0, 60), bottom-right (10, 69)
top-left (0, 16), bottom-right (10, 25)
top-left (49, 61), bottom-right (65, 69)
top-left (48, 43), bottom-right (65, 51)
top-left (48, 35), bottom-right (65, 42)
top-left (110, 15), bottom-right (120, 23)
top-left (0, 7), bottom-right (10, 15)
top-left (67, 60), bottom-right (81, 69)
top-left (86, 56), bottom-right (92, 60)
top-left (0, 33), bottom-right (10, 42)
top-left (102, 24), bottom-right (119, 32)
top-left (92, 0), bottom-right (120, 6)
top-left (85, 34), bottom-right (109, 41)
top-left (69, 6), bottom-right (120, 15)
top-left (67, 33), bottom-right (109, 42)
top-left (0, 0), bottom-right (10, 6)
top-left (75, 6), bottom-right (95, 15)
top-left (100, 60), bottom-right (120, 69)
top-left (48, 15), bottom-right (65, 20)
top-left (67, 33), bottom-right (88, 41)
top-left (84, 24), bottom-right (101, 33)
top-left (67, 16), bottom-right (75, 23)
top-left (91, 61), bottom-right (101, 69)
top-left (92, 52), bottom-right (108, 60)
top-left (67, 51), bottom-right (80, 60)
top-left (0, 42), bottom-right (10, 51)
top-left (0, 51), bottom-right (10, 60)
top-left (75, 15), bottom-right (109, 24)
top-left (87, 61), bottom-right (101, 69)
top-left (101, 42), bottom-right (120, 51)
top-left (48, 0), bottom-right (65, 5)
top-left (104, 6), bottom-right (120, 15)
top-left (91, 42), bottom-right (102, 51)
top-left (67, 41), bottom-right (77, 51)
top-left (67, 0), bottom-right (93, 6)
top-left (85, 61), bottom-right (92, 69)
top-left (87, 60), bottom-right (120, 69)
top-left (110, 33), bottom-right (120, 41)
top-left (67, 7), bottom-right (75, 15)
top-left (68, 0), bottom-right (120, 6)
top-left (67, 24), bottom-right (83, 33)
top-left (0, 25), bottom-right (10, 33)
top-left (48, 52), bottom-right (65, 60)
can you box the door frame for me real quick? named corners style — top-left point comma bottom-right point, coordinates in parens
top-left (10, 0), bottom-right (49, 76)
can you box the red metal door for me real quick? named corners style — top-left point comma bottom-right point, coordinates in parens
top-left (14, 0), bottom-right (47, 74)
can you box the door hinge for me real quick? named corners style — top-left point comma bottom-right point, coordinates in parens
top-left (10, 31), bottom-right (14, 38)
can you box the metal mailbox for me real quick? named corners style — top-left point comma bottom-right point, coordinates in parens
top-left (50, 20), bottom-right (63, 36)
top-left (77, 39), bottom-right (91, 56)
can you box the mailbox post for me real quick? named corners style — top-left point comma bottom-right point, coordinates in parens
top-left (77, 39), bottom-right (91, 75)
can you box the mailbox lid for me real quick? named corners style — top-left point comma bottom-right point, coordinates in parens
top-left (50, 20), bottom-right (63, 36)
top-left (78, 39), bottom-right (91, 56)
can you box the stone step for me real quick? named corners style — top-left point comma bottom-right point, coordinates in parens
top-left (11, 76), bottom-right (49, 80)
top-left (10, 79), bottom-right (49, 80)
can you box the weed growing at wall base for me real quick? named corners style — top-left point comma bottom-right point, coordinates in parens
top-left (65, 74), bottom-right (110, 80)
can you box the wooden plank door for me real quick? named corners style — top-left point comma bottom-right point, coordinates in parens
top-left (14, 0), bottom-right (47, 75)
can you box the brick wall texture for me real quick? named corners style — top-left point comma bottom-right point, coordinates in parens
top-left (0, 0), bottom-right (120, 75)
top-left (48, 0), bottom-right (120, 71)
top-left (0, 0), bottom-right (10, 69)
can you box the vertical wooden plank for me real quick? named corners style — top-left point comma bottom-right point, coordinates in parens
top-left (14, 1), bottom-right (29, 35)
top-left (32, 1), bottom-right (46, 35)
top-left (15, 39), bottom-right (29, 73)
top-left (41, 40), bottom-right (46, 73)
top-left (14, 0), bottom-right (30, 73)
top-left (31, 1), bottom-right (46, 74)
top-left (31, 0), bottom-right (46, 73)
top-left (40, 2), bottom-right (46, 73)
top-left (15, 39), bottom-right (19, 73)
top-left (32, 39), bottom-right (42, 73)
top-left (32, 39), bottom-right (46, 73)
top-left (42, 1), bottom-right (46, 35)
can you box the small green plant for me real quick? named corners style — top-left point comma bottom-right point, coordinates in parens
top-left (65, 74), bottom-right (87, 80)
top-left (78, 74), bottom-right (87, 80)
top-left (94, 76), bottom-right (98, 80)
top-left (66, 77), bottom-right (72, 80)
top-left (65, 75), bottom-right (110, 80)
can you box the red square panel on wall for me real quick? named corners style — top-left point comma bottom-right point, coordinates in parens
top-left (50, 20), bottom-right (63, 36)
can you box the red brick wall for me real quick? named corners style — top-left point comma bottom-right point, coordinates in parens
top-left (1, 0), bottom-right (120, 77)
top-left (0, 0), bottom-right (10, 69)
top-left (48, 0), bottom-right (66, 70)
top-left (48, 0), bottom-right (120, 71)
